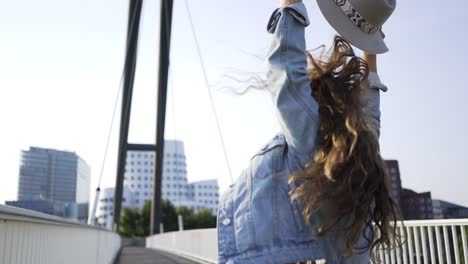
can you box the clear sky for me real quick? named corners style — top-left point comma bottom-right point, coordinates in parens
top-left (1, 0), bottom-right (467, 209)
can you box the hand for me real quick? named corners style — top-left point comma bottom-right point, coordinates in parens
top-left (280, 0), bottom-right (302, 8)
top-left (362, 28), bottom-right (384, 72)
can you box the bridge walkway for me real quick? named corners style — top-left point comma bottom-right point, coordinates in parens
top-left (116, 247), bottom-right (201, 264)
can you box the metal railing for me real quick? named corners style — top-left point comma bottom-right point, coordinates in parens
top-left (0, 204), bottom-right (121, 264)
top-left (377, 219), bottom-right (468, 264)
top-left (146, 219), bottom-right (468, 264)
top-left (147, 228), bottom-right (217, 264)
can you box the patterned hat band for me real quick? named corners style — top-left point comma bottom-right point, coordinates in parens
top-left (334, 0), bottom-right (380, 34)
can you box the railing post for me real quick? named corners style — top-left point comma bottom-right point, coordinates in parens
top-left (178, 215), bottom-right (184, 231)
top-left (413, 226), bottom-right (421, 264)
top-left (451, 226), bottom-right (460, 264)
top-left (402, 225), bottom-right (408, 264)
top-left (407, 226), bottom-right (414, 264)
top-left (435, 226), bottom-right (444, 264)
top-left (461, 226), bottom-right (468, 264)
top-left (427, 226), bottom-right (436, 263)
top-left (420, 226), bottom-right (428, 264)
top-left (443, 226), bottom-right (452, 264)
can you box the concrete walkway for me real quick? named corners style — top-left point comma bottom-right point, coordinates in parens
top-left (116, 247), bottom-right (201, 264)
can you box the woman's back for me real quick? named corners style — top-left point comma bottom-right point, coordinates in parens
top-left (217, 2), bottom-right (399, 263)
top-left (217, 133), bottom-right (325, 263)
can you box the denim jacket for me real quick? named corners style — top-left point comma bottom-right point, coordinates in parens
top-left (217, 3), bottom-right (387, 264)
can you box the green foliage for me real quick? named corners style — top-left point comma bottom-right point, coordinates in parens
top-left (196, 208), bottom-right (217, 229)
top-left (176, 206), bottom-right (217, 230)
top-left (176, 206), bottom-right (197, 229)
top-left (118, 199), bottom-right (217, 237)
top-left (161, 200), bottom-right (179, 232)
top-left (119, 207), bottom-right (144, 237)
top-left (141, 200), bottom-right (151, 235)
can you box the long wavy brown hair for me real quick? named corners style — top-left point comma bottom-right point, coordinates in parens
top-left (288, 35), bottom-right (404, 262)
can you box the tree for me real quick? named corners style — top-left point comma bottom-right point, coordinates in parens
top-left (141, 200), bottom-right (151, 236)
top-left (119, 207), bottom-right (144, 237)
top-left (195, 208), bottom-right (217, 229)
top-left (119, 200), bottom-right (217, 237)
top-left (176, 206), bottom-right (217, 230)
top-left (141, 199), bottom-right (179, 235)
top-left (176, 206), bottom-right (197, 230)
top-left (161, 200), bottom-right (179, 232)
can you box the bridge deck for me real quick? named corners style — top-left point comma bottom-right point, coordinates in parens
top-left (116, 247), bottom-right (201, 264)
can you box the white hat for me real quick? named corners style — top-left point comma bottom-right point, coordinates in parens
top-left (317, 0), bottom-right (396, 54)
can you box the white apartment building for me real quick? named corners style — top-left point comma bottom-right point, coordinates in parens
top-left (95, 140), bottom-right (219, 229)
top-left (96, 186), bottom-right (135, 229)
top-left (187, 179), bottom-right (219, 214)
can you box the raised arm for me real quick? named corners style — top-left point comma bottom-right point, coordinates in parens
top-left (362, 52), bottom-right (388, 138)
top-left (267, 1), bottom-right (319, 165)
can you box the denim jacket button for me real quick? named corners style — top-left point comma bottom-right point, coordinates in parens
top-left (222, 218), bottom-right (231, 225)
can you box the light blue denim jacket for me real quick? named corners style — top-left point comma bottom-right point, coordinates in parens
top-left (217, 3), bottom-right (387, 264)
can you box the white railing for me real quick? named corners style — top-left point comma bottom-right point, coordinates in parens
top-left (377, 219), bottom-right (468, 264)
top-left (147, 228), bottom-right (217, 263)
top-left (147, 219), bottom-right (468, 264)
top-left (0, 204), bottom-right (121, 264)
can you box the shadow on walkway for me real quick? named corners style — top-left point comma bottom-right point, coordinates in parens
top-left (116, 247), bottom-right (201, 264)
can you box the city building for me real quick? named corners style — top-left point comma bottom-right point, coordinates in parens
top-left (401, 188), bottom-right (433, 220)
top-left (5, 200), bottom-right (78, 219)
top-left (385, 160), bottom-right (403, 210)
top-left (7, 147), bottom-right (91, 222)
top-left (384, 160), bottom-right (434, 221)
top-left (96, 187), bottom-right (135, 229)
top-left (186, 179), bottom-right (219, 214)
top-left (95, 140), bottom-right (219, 229)
top-left (432, 199), bottom-right (468, 219)
top-left (124, 140), bottom-right (189, 209)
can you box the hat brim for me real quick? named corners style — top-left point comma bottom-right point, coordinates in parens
top-left (317, 0), bottom-right (388, 54)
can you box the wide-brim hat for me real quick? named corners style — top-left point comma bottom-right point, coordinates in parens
top-left (317, 0), bottom-right (396, 54)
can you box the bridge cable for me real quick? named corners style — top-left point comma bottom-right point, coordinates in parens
top-left (183, 0), bottom-right (234, 184)
top-left (97, 0), bottom-right (142, 189)
top-left (89, 1), bottom-right (143, 225)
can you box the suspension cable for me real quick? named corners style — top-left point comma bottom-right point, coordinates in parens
top-left (89, 1), bottom-right (144, 226)
top-left (184, 0), bottom-right (234, 184)
top-left (96, 1), bottom-right (142, 188)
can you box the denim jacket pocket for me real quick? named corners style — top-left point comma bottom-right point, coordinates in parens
top-left (249, 134), bottom-right (289, 245)
top-left (251, 133), bottom-right (286, 179)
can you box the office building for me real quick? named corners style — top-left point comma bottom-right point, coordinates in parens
top-left (401, 188), bottom-right (433, 220)
top-left (124, 140), bottom-right (189, 209)
top-left (96, 187), bottom-right (135, 229)
top-left (7, 147), bottom-right (91, 221)
top-left (95, 140), bottom-right (219, 229)
top-left (432, 199), bottom-right (468, 219)
top-left (385, 160), bottom-right (403, 210)
top-left (186, 179), bottom-right (219, 214)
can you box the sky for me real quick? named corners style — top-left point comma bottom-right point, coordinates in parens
top-left (1, 0), bottom-right (468, 209)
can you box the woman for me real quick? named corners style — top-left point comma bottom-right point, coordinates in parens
top-left (217, 0), bottom-right (402, 263)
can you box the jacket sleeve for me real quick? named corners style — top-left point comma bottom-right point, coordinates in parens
top-left (266, 3), bottom-right (319, 165)
top-left (362, 72), bottom-right (387, 138)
